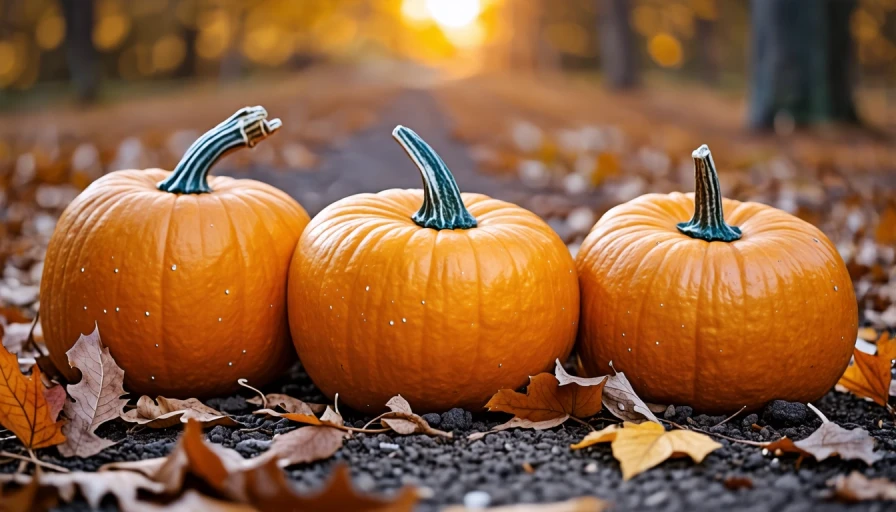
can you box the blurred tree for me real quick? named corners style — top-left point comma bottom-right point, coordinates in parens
top-left (61, 0), bottom-right (100, 101)
top-left (599, 0), bottom-right (639, 88)
top-left (748, 0), bottom-right (860, 130)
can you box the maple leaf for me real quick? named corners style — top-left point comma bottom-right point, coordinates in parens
top-left (0, 343), bottom-right (65, 449)
top-left (247, 393), bottom-right (326, 415)
top-left (763, 404), bottom-right (880, 466)
top-left (0, 469), bottom-right (165, 511)
top-left (570, 422), bottom-right (720, 480)
top-left (376, 395), bottom-right (452, 438)
top-left (828, 471), bottom-right (896, 502)
top-left (58, 326), bottom-right (128, 458)
top-left (442, 496), bottom-right (609, 511)
top-left (838, 333), bottom-right (896, 407)
top-left (485, 372), bottom-right (605, 422)
top-left (554, 360), bottom-right (658, 424)
top-left (121, 396), bottom-right (241, 429)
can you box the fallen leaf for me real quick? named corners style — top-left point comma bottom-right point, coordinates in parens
top-left (553, 360), bottom-right (658, 424)
top-left (121, 396), bottom-right (241, 429)
top-left (443, 496), bottom-right (609, 511)
top-left (569, 424), bottom-right (621, 449)
top-left (613, 422), bottom-right (720, 480)
top-left (257, 404), bottom-right (349, 431)
top-left (723, 476), bottom-right (754, 490)
top-left (247, 393), bottom-right (326, 415)
top-left (264, 425), bottom-right (348, 468)
top-left (58, 326), bottom-right (128, 458)
top-left (0, 469), bottom-right (166, 510)
top-left (828, 471), bottom-right (896, 502)
top-left (0, 470), bottom-right (58, 512)
top-left (0, 343), bottom-right (66, 449)
top-left (485, 372), bottom-right (605, 422)
top-left (763, 405), bottom-right (881, 466)
top-left (468, 417), bottom-right (569, 441)
top-left (247, 461), bottom-right (419, 512)
top-left (43, 384), bottom-right (65, 422)
top-left (838, 332), bottom-right (896, 407)
top-left (378, 395), bottom-right (452, 438)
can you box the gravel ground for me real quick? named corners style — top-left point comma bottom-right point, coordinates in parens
top-left (2, 90), bottom-right (894, 511)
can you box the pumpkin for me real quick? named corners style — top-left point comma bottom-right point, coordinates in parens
top-left (41, 107), bottom-right (310, 398)
top-left (575, 145), bottom-right (857, 413)
top-left (287, 126), bottom-right (578, 413)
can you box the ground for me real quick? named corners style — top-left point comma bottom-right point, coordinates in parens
top-left (1, 66), bottom-right (896, 510)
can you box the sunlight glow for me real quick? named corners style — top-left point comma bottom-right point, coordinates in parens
top-left (425, 0), bottom-right (481, 29)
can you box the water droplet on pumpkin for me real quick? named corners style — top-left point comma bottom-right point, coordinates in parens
top-left (83, 306), bottom-right (87, 310)
top-left (269, 304), bottom-right (273, 308)
top-left (498, 363), bottom-right (502, 368)
top-left (145, 311), bottom-right (150, 317)
top-left (389, 320), bottom-right (394, 326)
top-left (329, 305), bottom-right (333, 310)
top-left (114, 269), bottom-right (119, 273)
top-left (421, 301), bottom-right (425, 305)
top-left (622, 333), bottom-right (625, 337)
top-left (103, 309), bottom-right (107, 314)
top-left (155, 344), bottom-right (159, 347)
top-left (242, 350), bottom-right (247, 354)
top-left (834, 286), bottom-right (839, 291)
top-left (225, 289), bottom-right (230, 295)
top-left (218, 318), bottom-right (222, 322)
top-left (402, 318), bottom-right (407, 323)
top-left (171, 265), bottom-right (177, 271)
top-left (655, 341), bottom-right (660, 345)
top-left (681, 324), bottom-right (685, 328)
top-left (660, 303), bottom-right (664, 307)
top-left (80, 267), bottom-right (85, 272)
top-left (365, 286), bottom-right (370, 291)
top-left (228, 362), bottom-right (233, 366)
top-left (115, 307), bottom-right (120, 312)
top-left (151, 376), bottom-right (155, 380)
top-left (627, 348), bottom-right (631, 352)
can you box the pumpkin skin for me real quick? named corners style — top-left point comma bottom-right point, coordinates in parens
top-left (41, 107), bottom-right (310, 398)
top-left (576, 145), bottom-right (857, 413)
top-left (288, 126), bottom-right (578, 413)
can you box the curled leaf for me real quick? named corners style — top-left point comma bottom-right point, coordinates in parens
top-left (554, 360), bottom-right (658, 424)
top-left (379, 395), bottom-right (452, 438)
top-left (121, 396), bottom-right (241, 429)
top-left (247, 393), bottom-right (326, 415)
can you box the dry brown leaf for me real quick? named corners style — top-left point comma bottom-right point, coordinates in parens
top-left (443, 496), bottom-right (609, 512)
top-left (43, 384), bottom-right (65, 422)
top-left (247, 393), bottom-right (326, 415)
top-left (828, 471), bottom-right (896, 502)
top-left (258, 404), bottom-right (349, 430)
top-left (485, 372), bottom-right (605, 422)
top-left (264, 425), bottom-right (348, 468)
top-left (246, 461), bottom-right (419, 512)
top-left (763, 405), bottom-right (881, 466)
top-left (121, 396), bottom-right (241, 429)
top-left (612, 422), bottom-right (720, 480)
top-left (569, 424), bottom-right (621, 449)
top-left (58, 326), bottom-right (128, 458)
top-left (838, 332), bottom-right (896, 407)
top-left (553, 360), bottom-right (658, 424)
top-left (0, 343), bottom-right (65, 449)
top-left (468, 416), bottom-right (570, 441)
top-left (0, 469), bottom-right (166, 510)
top-left (0, 471), bottom-right (58, 512)
top-left (379, 395), bottom-right (452, 438)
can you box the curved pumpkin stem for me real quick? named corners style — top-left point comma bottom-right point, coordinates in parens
top-left (157, 106), bottom-right (281, 194)
top-left (676, 145), bottom-right (742, 242)
top-left (392, 125), bottom-right (477, 230)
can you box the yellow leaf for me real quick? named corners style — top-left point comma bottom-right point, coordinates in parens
top-left (838, 333), bottom-right (896, 406)
top-left (611, 422), bottom-right (721, 480)
top-left (0, 343), bottom-right (66, 449)
top-left (570, 424), bottom-right (621, 450)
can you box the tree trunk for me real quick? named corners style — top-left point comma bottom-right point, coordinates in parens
top-left (61, 0), bottom-right (100, 102)
top-left (695, 18), bottom-right (718, 85)
top-left (599, 0), bottom-right (638, 89)
top-left (748, 0), bottom-right (860, 130)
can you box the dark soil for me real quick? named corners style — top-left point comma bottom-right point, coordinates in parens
top-left (3, 90), bottom-right (894, 511)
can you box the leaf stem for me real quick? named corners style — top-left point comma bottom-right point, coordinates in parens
top-left (712, 406), bottom-right (747, 428)
top-left (0, 450), bottom-right (70, 473)
top-left (567, 416), bottom-right (596, 431)
top-left (237, 379), bottom-right (267, 409)
top-left (806, 403), bottom-right (830, 424)
top-left (659, 419), bottom-right (765, 447)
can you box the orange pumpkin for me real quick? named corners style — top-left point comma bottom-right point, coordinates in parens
top-left (288, 126), bottom-right (578, 413)
top-left (576, 145), bottom-right (857, 413)
top-left (41, 107), bottom-right (310, 398)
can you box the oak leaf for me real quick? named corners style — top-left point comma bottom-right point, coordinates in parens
top-left (0, 343), bottom-right (65, 449)
top-left (837, 332), bottom-right (896, 407)
top-left (554, 360), bottom-right (658, 424)
top-left (443, 496), bottom-right (609, 511)
top-left (247, 393), bottom-right (326, 415)
top-left (58, 326), bottom-right (128, 458)
top-left (571, 422), bottom-right (720, 480)
top-left (763, 405), bottom-right (880, 466)
top-left (121, 395), bottom-right (241, 429)
top-left (378, 395), bottom-right (452, 438)
top-left (828, 471), bottom-right (896, 502)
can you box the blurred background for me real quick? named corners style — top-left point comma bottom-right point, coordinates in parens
top-left (1, 0), bottom-right (896, 342)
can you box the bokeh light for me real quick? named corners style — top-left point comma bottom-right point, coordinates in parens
top-left (426, 0), bottom-right (481, 29)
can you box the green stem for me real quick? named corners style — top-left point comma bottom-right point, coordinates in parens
top-left (392, 125), bottom-right (477, 230)
top-left (157, 106), bottom-right (281, 194)
top-left (677, 145), bottom-right (742, 242)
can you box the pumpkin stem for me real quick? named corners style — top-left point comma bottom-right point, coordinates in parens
top-left (392, 125), bottom-right (477, 230)
top-left (676, 145), bottom-right (742, 242)
top-left (157, 106), bottom-right (281, 194)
